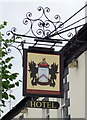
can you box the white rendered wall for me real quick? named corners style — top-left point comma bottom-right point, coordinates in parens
top-left (85, 51), bottom-right (87, 119)
top-left (68, 51), bottom-right (87, 118)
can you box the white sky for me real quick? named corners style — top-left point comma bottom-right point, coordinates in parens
top-left (0, 0), bottom-right (87, 118)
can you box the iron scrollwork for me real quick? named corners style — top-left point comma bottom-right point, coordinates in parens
top-left (23, 6), bottom-right (63, 38)
top-left (6, 27), bottom-right (17, 38)
top-left (6, 6), bottom-right (75, 50)
top-left (6, 28), bottom-right (24, 57)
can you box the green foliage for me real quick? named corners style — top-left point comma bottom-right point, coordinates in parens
top-left (9, 94), bottom-right (15, 100)
top-left (15, 81), bottom-right (19, 86)
top-left (0, 21), bottom-right (20, 111)
top-left (0, 21), bottom-right (7, 29)
top-left (2, 92), bottom-right (8, 99)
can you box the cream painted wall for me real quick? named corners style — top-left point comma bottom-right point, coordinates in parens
top-left (68, 51), bottom-right (87, 118)
top-left (24, 108), bottom-right (42, 118)
top-left (85, 51), bottom-right (87, 119)
top-left (49, 98), bottom-right (61, 118)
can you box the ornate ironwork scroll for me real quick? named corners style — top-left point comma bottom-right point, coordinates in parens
top-left (6, 6), bottom-right (78, 50)
top-left (23, 6), bottom-right (63, 38)
top-left (6, 6), bottom-right (86, 51)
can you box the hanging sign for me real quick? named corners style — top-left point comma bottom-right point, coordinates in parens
top-left (23, 47), bottom-right (63, 98)
top-left (27, 100), bottom-right (60, 109)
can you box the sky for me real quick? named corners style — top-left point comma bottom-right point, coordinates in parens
top-left (0, 0), bottom-right (87, 118)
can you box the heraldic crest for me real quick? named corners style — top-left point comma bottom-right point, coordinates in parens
top-left (28, 58), bottom-right (58, 87)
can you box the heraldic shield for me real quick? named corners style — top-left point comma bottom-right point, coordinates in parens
top-left (38, 67), bottom-right (49, 83)
top-left (38, 58), bottom-right (49, 85)
top-left (29, 58), bottom-right (58, 87)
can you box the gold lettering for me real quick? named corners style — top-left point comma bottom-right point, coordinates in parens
top-left (29, 101), bottom-right (58, 109)
top-left (52, 102), bottom-right (56, 109)
top-left (30, 101), bottom-right (36, 108)
top-left (42, 102), bottom-right (47, 108)
top-left (36, 102), bottom-right (42, 108)
top-left (47, 102), bottom-right (51, 108)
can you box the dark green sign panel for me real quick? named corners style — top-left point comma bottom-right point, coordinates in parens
top-left (27, 101), bottom-right (60, 109)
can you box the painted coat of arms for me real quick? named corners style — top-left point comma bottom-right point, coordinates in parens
top-left (28, 58), bottom-right (58, 87)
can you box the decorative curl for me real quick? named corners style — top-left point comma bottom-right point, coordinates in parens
top-left (23, 18), bottom-right (29, 25)
top-left (45, 30), bottom-right (51, 36)
top-left (38, 21), bottom-right (44, 28)
top-left (6, 27), bottom-right (17, 37)
top-left (67, 32), bottom-right (73, 38)
top-left (6, 30), bottom-right (11, 36)
top-left (6, 43), bottom-right (23, 57)
top-left (54, 15), bottom-right (60, 22)
top-left (37, 6), bottom-right (43, 12)
top-left (45, 7), bottom-right (50, 13)
top-left (11, 27), bottom-right (17, 33)
top-left (26, 12), bottom-right (32, 18)
top-left (36, 29), bottom-right (44, 37)
top-left (44, 20), bottom-right (50, 28)
top-left (6, 48), bottom-right (11, 53)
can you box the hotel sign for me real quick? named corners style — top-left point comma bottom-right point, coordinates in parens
top-left (27, 101), bottom-right (60, 109)
top-left (23, 47), bottom-right (63, 98)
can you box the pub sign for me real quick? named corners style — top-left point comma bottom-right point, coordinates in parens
top-left (23, 47), bottom-right (63, 98)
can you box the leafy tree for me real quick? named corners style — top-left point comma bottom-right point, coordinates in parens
top-left (0, 21), bottom-right (20, 113)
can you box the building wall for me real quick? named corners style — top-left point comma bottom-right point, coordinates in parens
top-left (68, 51), bottom-right (87, 118)
top-left (24, 108), bottom-right (42, 118)
top-left (85, 51), bottom-right (87, 119)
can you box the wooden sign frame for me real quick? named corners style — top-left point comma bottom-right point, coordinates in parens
top-left (23, 47), bottom-right (63, 98)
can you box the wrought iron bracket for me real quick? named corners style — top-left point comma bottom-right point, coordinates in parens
top-left (6, 6), bottom-right (74, 50)
top-left (6, 6), bottom-right (85, 55)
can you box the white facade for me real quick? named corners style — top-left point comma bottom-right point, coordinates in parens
top-left (68, 51), bottom-right (87, 119)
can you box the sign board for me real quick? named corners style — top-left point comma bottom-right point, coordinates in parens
top-left (27, 100), bottom-right (60, 109)
top-left (23, 47), bottom-right (63, 98)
